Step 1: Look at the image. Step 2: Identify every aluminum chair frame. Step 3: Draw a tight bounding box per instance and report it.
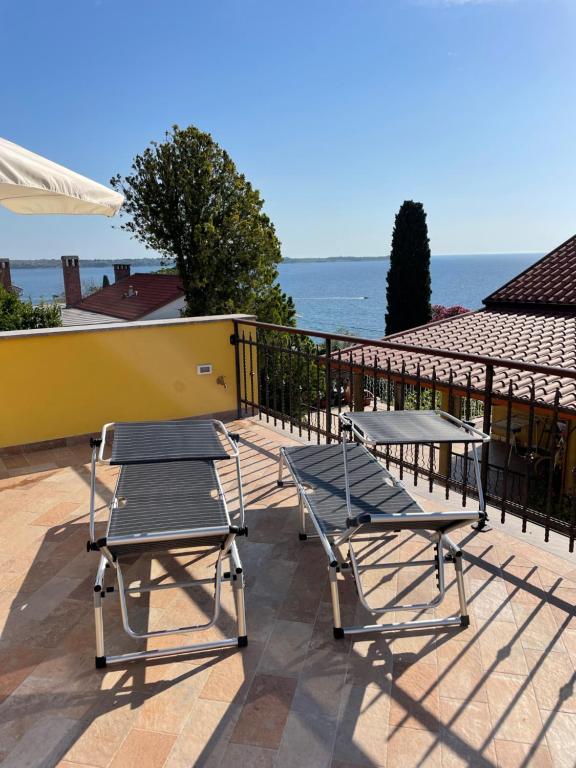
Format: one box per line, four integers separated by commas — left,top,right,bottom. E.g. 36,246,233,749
88,419,247,668
277,410,490,639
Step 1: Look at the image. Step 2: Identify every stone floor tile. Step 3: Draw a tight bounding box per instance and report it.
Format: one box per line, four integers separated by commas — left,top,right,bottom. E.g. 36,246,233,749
218,743,276,768
386,725,442,768
0,645,46,705
63,692,147,767
278,572,324,623
247,558,298,608
275,709,337,768
257,618,314,677
437,639,488,703
477,618,528,676
32,501,83,527
523,648,576,713
502,565,545,606
464,545,502,582
165,700,241,768
547,586,576,631
390,661,440,731
538,710,576,768
470,578,515,623
512,602,566,654
230,673,297,749
310,601,354,654
439,697,496,768
0,716,83,768
134,667,212,734
2,453,30,470
561,628,576,662
486,674,543,743
493,739,554,768
293,647,349,720
387,621,442,667
109,728,176,768
345,637,393,688
200,642,265,703
333,683,390,767
331,762,369,768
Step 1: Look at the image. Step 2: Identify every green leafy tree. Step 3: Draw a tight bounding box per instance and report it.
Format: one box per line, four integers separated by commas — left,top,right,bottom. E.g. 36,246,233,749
385,201,432,335
0,286,61,331
102,274,110,288
111,124,294,325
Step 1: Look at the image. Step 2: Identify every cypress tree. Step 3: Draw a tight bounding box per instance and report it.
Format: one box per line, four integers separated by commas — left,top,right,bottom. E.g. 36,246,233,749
102,274,110,288
385,200,432,335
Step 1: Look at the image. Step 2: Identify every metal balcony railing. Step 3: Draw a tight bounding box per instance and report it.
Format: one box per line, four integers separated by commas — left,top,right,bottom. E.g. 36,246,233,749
233,319,576,551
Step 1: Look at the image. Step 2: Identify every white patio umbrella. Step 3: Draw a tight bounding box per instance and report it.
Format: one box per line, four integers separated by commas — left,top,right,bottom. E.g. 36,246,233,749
0,136,123,216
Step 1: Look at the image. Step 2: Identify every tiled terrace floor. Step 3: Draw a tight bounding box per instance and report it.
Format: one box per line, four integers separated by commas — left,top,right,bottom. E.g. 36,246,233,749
1,419,576,767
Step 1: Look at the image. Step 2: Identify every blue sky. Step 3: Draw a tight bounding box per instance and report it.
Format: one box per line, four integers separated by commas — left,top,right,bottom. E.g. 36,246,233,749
1,0,575,260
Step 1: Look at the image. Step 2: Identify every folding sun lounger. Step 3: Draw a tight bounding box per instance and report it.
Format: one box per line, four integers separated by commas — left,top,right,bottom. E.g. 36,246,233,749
277,409,489,638
88,419,248,667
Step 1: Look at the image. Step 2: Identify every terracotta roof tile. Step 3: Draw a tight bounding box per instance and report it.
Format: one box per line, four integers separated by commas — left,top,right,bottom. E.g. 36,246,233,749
73,274,184,321
484,235,576,307
340,309,576,411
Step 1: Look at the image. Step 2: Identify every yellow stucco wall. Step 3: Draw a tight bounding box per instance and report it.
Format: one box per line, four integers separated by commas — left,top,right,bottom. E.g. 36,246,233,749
0,315,251,448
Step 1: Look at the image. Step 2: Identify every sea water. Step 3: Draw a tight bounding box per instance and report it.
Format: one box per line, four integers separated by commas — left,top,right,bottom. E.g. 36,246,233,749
11,253,539,339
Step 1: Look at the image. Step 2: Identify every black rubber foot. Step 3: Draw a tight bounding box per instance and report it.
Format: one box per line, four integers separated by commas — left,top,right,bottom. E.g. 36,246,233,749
333,627,345,639
277,480,284,487
95,656,107,669
238,635,248,647
460,615,470,628
298,533,308,541
472,515,492,533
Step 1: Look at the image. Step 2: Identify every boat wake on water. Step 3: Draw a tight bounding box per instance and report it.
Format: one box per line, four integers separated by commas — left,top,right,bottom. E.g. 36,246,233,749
295,296,369,300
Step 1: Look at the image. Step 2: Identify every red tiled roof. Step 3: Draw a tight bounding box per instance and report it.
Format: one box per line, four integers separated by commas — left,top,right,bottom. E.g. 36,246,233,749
484,235,576,307
341,309,576,411
74,274,184,321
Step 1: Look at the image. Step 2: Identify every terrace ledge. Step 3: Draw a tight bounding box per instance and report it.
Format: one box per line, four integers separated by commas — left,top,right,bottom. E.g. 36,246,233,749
0,313,256,340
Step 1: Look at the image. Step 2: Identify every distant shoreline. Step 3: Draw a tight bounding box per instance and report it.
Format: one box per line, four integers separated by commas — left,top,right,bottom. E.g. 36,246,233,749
10,258,164,269
282,253,540,264
10,252,541,268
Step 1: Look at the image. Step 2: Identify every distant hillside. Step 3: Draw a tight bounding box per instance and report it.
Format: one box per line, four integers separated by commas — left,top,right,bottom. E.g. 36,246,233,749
11,258,164,269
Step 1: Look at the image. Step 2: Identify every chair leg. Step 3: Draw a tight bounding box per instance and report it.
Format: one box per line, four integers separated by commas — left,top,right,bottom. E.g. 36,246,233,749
230,545,248,646
329,564,344,639
298,492,307,540
453,550,470,627
93,546,249,666
94,555,107,668
234,572,248,646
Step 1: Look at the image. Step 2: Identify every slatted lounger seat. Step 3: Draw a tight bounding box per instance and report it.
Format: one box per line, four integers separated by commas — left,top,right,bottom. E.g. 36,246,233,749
88,420,247,668
277,410,490,639
281,444,478,534
105,461,234,555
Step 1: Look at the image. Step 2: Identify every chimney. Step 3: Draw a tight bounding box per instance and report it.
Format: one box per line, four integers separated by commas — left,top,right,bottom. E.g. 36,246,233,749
114,263,131,282
0,259,11,292
61,256,82,307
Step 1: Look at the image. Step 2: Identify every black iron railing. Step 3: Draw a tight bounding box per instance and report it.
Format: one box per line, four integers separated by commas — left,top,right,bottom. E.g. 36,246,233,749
233,319,576,550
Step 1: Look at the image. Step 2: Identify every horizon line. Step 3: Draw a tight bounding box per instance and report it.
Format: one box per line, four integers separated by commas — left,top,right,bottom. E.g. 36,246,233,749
9,250,544,266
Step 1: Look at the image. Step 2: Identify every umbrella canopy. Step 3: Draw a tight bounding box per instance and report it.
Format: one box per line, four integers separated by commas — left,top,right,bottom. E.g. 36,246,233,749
0,137,123,217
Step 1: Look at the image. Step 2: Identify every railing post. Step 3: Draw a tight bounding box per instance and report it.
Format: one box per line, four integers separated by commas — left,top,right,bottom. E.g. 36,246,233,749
479,363,494,524
325,338,332,443
232,320,242,419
